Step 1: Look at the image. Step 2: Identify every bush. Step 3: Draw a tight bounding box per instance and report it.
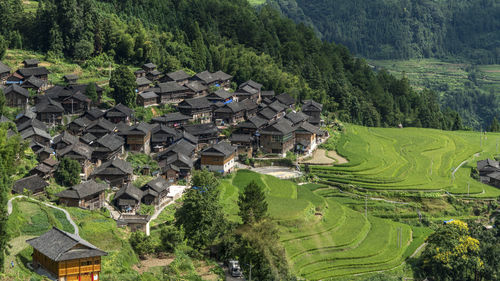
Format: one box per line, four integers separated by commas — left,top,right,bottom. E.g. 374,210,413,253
160,225,185,253
54,157,81,187
129,231,156,259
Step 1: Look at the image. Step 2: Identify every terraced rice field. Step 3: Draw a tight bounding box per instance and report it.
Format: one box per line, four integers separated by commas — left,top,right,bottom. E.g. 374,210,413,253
219,171,428,279
310,125,500,198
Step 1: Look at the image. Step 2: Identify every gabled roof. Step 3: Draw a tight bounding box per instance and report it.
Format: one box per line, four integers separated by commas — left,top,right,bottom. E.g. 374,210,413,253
274,93,295,106
143,63,157,69
4,84,29,98
239,80,263,91
157,139,196,159
268,100,286,113
183,123,218,136
258,107,277,120
152,112,191,123
63,74,79,81
236,85,258,96
86,118,116,132
53,131,79,146
142,177,170,194
34,145,54,156
22,76,44,88
120,122,154,136
12,175,48,194
214,102,244,114
80,133,97,145
20,127,51,141
57,142,93,160
202,142,236,157
207,89,233,100
177,131,198,145
15,109,36,122
92,158,133,176
56,180,107,199
185,80,208,92
0,115,11,123
26,227,107,262
193,71,216,84
261,90,275,98
23,59,39,65
43,157,59,167
302,100,323,111
237,116,267,129
115,182,143,202
17,67,50,77
136,77,152,87
166,70,190,81
477,159,500,171
151,124,180,140
85,108,105,120
138,91,158,99
148,70,162,76
16,118,47,132
107,103,133,118
230,134,253,143
240,98,258,110
154,81,188,93
0,61,10,73
213,70,232,81
177,97,211,110
35,97,64,113
295,121,321,135
262,118,294,135
166,152,193,168
71,116,92,129
285,111,309,125
95,133,124,151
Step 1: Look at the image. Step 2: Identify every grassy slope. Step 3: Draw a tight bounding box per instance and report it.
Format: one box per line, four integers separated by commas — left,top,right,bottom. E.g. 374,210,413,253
311,125,500,198
219,170,426,280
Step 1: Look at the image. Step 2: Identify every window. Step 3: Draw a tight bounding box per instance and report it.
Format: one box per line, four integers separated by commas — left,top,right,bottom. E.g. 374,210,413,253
271,135,282,143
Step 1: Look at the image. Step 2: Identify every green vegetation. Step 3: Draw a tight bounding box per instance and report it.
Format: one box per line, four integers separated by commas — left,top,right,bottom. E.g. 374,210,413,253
110,65,137,107
55,157,82,187
218,170,427,279
269,0,500,63
309,124,500,198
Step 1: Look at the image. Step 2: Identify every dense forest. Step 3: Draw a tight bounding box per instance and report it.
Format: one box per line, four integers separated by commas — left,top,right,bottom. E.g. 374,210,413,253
268,0,500,63
0,0,462,129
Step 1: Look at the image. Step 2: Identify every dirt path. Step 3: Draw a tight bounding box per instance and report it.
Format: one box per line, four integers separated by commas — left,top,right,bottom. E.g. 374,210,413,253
301,149,333,164
327,150,348,164
133,257,175,274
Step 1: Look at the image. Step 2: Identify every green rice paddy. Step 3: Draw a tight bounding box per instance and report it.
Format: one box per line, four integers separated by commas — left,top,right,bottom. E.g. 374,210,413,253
310,125,500,198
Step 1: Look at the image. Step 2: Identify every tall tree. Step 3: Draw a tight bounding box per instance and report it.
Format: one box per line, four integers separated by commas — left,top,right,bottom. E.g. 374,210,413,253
109,65,137,107
174,170,226,250
238,181,268,224
489,117,500,132
0,89,5,116
54,157,81,187
85,83,98,104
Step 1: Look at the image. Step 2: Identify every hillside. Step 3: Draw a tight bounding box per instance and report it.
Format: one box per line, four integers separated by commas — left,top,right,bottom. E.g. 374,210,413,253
266,0,500,64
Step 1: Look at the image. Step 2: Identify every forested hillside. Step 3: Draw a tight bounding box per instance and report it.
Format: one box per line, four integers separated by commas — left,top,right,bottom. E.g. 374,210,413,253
0,0,462,129
267,0,500,63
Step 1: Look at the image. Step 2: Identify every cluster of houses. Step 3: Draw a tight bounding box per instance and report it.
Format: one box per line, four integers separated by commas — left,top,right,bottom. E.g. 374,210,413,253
477,159,500,188
1,59,328,281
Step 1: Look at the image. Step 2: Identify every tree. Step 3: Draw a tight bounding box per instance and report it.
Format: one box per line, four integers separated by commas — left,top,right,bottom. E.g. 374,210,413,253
109,65,137,107
85,82,98,103
54,157,81,187
418,220,483,281
0,89,5,116
73,39,94,61
0,126,25,272
238,181,268,224
489,117,500,132
174,170,226,251
160,225,185,253
129,231,156,259
0,35,6,60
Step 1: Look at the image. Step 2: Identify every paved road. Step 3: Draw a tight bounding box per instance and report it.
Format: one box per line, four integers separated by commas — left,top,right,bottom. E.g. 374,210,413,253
7,195,79,236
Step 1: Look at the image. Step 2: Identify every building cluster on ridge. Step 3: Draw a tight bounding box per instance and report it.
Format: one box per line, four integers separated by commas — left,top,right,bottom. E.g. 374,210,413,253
0,59,327,280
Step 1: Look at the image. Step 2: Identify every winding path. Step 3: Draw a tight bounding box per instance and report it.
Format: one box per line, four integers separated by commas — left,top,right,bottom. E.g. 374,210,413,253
7,195,79,236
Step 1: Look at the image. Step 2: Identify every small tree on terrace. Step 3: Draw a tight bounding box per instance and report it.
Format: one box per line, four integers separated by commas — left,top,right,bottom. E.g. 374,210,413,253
55,157,81,187
238,181,268,224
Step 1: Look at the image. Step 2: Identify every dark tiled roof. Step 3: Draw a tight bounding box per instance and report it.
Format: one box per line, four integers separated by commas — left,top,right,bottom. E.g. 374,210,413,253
23,59,39,65
154,81,188,93
274,93,295,106
237,116,267,129
152,112,191,123
22,76,44,88
207,89,233,100
193,71,216,84
138,91,158,99
86,118,116,132
12,175,48,194
177,97,211,110
15,109,36,122
121,122,154,136
262,118,294,135
202,142,236,157
107,103,133,118
53,131,79,146
142,177,170,194
63,74,79,81
26,227,107,261
268,100,286,113
213,70,232,81
5,84,29,98
57,142,93,160
0,61,11,73
183,123,218,136
56,180,107,199
239,98,258,110
239,80,262,90
85,108,105,119
285,111,309,125
80,133,97,144
236,85,258,95
71,117,92,129
157,139,196,159
17,67,50,77
92,158,133,176
96,133,124,151
215,102,244,114
166,70,190,81
20,127,51,141
302,100,323,111
295,121,321,134
261,90,275,98
115,182,143,202
136,77,152,87
35,97,64,113
143,63,156,69
230,134,253,143
166,152,193,168
16,118,47,132
258,107,277,120
185,80,208,92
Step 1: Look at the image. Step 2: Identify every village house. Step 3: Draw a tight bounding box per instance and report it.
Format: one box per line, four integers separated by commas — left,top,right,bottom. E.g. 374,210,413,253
230,133,254,158
16,66,50,81
486,171,500,188
57,142,94,178
185,80,209,97
159,152,194,182
90,158,133,187
22,76,46,93
302,99,323,125
274,93,295,109
68,117,92,136
236,115,267,135
17,116,48,133
142,62,157,73
91,133,125,162
23,59,39,68
105,103,133,124
294,121,321,154
151,124,181,152
156,139,197,162
267,100,287,119
151,112,191,128
136,76,152,93
152,81,191,104
183,123,219,145
134,69,146,78
0,61,11,82
56,180,107,210
177,97,212,123
114,183,144,213
213,102,245,125
258,107,279,123
52,131,79,150
240,98,259,119
27,227,107,281
4,84,29,108
261,90,275,100
192,70,232,89
61,92,91,114
21,127,52,146
119,122,154,153
83,108,105,121
206,89,234,103
236,80,262,103
140,177,170,206
260,118,295,155
12,175,49,195
34,97,64,124
63,74,79,85
84,118,116,138
15,109,36,125
201,142,237,174
116,214,151,233
477,159,500,183
285,111,309,126
137,91,158,107
34,145,55,162
80,133,97,146
30,157,59,179
163,70,190,85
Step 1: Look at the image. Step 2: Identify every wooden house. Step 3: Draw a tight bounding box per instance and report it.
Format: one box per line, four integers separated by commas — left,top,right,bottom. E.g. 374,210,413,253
159,152,194,180
34,146,55,162
185,80,208,97
260,118,295,155
152,82,191,104
285,111,309,126
105,103,133,124
177,97,212,123
261,90,275,100
163,70,190,85
91,133,125,162
68,117,92,136
35,97,64,124
142,63,157,73
236,115,267,135
201,142,237,174
268,100,287,119
206,89,234,104
151,124,181,152
137,91,158,107
294,121,320,154
156,139,197,162
21,76,45,92
114,183,144,213
140,177,170,206
236,80,262,103
213,102,245,125
15,109,36,125
116,214,151,233
274,93,295,108
119,122,154,154
22,59,39,68
52,131,79,150
20,127,52,146
17,117,48,133
12,175,48,195
16,67,50,81
136,77,152,92
240,98,259,119
0,61,11,82
61,91,91,115
134,69,146,78
30,157,59,179
90,158,133,187
4,84,29,108
57,142,94,178
258,107,278,123
230,133,254,158
27,227,107,281
302,100,323,125
84,118,116,138
477,159,500,183
56,180,107,210
63,74,79,85
151,112,191,128
83,109,105,121
183,123,219,145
